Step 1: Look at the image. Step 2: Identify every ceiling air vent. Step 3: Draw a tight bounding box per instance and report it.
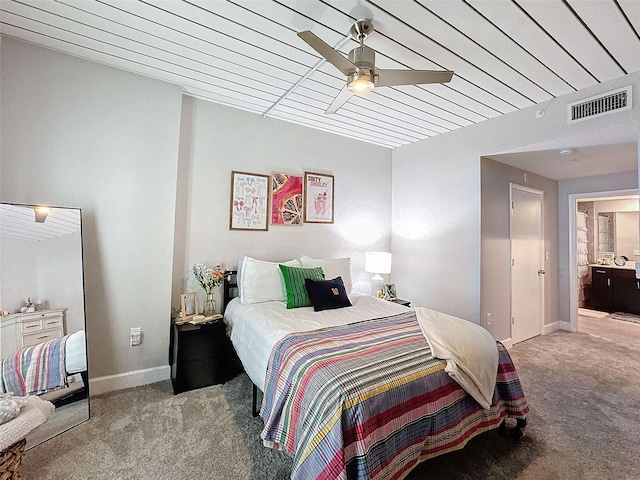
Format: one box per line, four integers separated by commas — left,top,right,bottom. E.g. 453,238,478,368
568,86,632,124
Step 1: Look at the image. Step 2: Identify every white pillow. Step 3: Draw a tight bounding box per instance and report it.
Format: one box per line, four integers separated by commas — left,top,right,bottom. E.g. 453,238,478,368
300,255,352,293
239,256,301,304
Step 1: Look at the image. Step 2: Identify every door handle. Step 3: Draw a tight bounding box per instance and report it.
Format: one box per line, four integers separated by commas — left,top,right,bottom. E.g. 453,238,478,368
538,269,546,275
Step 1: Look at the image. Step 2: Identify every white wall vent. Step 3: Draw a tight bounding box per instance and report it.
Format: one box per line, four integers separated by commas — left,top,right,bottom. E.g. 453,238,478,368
567,85,632,124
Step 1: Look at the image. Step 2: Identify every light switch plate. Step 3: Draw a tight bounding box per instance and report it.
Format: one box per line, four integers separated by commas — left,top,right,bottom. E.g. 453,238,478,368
130,327,142,346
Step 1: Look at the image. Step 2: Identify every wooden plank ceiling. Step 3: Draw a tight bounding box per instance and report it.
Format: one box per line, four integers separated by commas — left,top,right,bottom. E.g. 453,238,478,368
0,204,81,241
1,0,639,149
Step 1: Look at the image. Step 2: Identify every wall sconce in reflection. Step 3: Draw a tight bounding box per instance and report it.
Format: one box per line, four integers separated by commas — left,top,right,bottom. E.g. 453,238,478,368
34,206,51,223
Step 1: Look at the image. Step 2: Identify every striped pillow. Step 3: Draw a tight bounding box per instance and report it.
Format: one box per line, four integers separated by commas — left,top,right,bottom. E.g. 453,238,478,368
279,265,325,309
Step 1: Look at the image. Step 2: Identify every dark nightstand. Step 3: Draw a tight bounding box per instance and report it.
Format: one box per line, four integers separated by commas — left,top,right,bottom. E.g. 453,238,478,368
391,298,411,307
170,320,238,394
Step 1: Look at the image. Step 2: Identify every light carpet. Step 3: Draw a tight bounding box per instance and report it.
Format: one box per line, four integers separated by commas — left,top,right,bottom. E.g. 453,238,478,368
23,331,640,479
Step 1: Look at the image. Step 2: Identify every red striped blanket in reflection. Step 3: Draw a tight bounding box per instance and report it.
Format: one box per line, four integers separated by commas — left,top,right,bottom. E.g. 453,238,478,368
261,310,528,480
0,335,68,396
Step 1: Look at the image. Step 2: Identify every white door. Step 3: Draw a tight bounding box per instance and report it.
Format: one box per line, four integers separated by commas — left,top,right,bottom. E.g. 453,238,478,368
511,185,544,344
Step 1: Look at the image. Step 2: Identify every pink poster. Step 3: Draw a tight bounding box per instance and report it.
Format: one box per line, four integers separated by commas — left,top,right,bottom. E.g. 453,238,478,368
304,172,334,224
271,173,303,225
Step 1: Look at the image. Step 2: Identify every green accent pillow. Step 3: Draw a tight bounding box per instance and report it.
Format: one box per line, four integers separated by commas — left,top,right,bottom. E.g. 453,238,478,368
279,265,325,309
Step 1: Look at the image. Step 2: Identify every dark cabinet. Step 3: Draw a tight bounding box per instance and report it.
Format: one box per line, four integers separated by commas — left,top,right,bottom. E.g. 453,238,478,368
612,269,640,315
591,267,612,310
591,266,640,315
170,321,238,394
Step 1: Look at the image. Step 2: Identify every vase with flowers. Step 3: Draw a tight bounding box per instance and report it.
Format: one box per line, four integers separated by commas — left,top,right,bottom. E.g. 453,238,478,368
192,263,224,316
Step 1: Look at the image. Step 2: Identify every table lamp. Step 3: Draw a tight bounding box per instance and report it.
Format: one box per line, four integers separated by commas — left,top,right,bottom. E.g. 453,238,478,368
365,251,392,296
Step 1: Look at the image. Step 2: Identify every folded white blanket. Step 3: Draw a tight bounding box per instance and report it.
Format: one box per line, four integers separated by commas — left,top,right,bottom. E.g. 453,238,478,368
0,395,54,450
415,307,499,409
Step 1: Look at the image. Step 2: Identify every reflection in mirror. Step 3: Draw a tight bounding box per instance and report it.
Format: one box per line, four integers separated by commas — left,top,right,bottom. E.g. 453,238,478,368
598,211,640,262
0,203,89,449
596,213,614,264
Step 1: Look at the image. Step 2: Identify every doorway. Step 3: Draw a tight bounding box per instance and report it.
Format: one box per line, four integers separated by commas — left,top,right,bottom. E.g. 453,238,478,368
510,184,545,344
568,190,639,332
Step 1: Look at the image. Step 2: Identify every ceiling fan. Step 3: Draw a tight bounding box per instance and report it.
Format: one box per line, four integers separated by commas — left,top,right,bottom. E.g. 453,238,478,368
298,20,454,114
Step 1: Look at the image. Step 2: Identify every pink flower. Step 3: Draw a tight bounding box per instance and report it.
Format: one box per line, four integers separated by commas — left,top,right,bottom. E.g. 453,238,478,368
192,263,225,293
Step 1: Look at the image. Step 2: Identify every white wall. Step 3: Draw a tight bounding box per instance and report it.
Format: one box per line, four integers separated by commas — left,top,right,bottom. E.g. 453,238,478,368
0,237,38,313
1,38,183,389
615,211,639,260
392,71,640,325
594,198,639,214
480,158,559,342
38,232,85,333
171,97,393,310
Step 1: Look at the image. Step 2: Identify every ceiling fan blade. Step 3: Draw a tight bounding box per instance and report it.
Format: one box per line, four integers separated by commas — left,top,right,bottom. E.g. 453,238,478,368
325,85,354,114
375,69,454,87
298,31,356,76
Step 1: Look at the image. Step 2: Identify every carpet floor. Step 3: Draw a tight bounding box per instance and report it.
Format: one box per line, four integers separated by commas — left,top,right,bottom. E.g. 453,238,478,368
23,331,640,480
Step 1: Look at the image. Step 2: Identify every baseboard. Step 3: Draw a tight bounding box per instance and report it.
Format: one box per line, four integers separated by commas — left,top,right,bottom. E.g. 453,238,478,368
89,365,170,396
503,321,574,347
543,321,575,334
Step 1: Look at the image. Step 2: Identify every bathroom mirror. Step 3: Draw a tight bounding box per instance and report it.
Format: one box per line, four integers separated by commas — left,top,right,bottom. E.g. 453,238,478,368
597,211,639,262
0,203,89,448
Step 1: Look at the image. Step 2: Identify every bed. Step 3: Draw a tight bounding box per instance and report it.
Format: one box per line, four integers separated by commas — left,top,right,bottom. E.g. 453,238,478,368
223,257,528,480
0,330,87,398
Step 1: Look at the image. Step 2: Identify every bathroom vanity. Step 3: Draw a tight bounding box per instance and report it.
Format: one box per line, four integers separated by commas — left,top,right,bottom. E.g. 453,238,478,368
590,264,640,314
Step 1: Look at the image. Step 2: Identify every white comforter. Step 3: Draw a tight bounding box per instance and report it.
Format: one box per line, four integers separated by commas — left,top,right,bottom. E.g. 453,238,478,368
65,330,87,374
224,293,409,390
415,307,499,409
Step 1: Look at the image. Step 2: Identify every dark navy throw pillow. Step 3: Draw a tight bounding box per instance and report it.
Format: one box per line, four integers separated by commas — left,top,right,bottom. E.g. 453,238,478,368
305,276,352,312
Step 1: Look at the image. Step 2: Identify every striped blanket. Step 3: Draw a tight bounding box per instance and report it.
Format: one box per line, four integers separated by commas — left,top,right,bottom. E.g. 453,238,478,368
261,310,528,480
1,335,68,396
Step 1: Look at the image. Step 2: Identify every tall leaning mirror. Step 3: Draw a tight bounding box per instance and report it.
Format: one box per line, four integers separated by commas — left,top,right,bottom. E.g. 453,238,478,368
0,203,89,448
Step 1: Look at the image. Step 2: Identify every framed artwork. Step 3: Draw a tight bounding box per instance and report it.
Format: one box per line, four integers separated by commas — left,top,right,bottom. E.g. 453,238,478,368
179,292,198,322
271,173,304,225
383,283,397,300
304,172,334,223
230,171,270,231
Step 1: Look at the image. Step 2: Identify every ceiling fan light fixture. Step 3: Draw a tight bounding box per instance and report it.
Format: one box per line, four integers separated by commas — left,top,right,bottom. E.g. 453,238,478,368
347,71,374,95
298,20,454,114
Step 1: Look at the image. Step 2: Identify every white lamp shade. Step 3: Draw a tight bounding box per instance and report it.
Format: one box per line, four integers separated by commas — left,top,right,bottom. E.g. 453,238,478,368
365,251,392,275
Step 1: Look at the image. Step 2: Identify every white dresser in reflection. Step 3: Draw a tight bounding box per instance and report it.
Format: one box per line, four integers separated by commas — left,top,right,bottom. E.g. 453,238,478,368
1,309,65,354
